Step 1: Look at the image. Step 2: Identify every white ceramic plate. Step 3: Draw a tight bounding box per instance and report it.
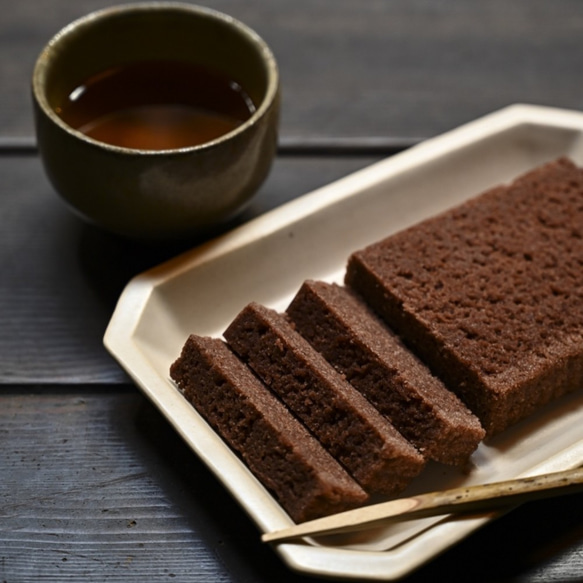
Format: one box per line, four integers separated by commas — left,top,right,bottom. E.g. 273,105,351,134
104,104,583,581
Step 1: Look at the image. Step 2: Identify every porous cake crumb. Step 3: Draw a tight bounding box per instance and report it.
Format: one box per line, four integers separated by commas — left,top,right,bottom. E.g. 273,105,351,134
346,157,583,435
287,280,485,465
224,302,426,496
170,335,369,522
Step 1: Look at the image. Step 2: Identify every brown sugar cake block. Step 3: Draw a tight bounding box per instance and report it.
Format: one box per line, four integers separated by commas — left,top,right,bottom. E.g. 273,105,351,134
286,280,485,465
346,157,583,436
224,302,426,496
170,335,369,523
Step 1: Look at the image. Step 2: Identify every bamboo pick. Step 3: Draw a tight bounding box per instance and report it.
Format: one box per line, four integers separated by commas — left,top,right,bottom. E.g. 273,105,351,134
262,466,583,544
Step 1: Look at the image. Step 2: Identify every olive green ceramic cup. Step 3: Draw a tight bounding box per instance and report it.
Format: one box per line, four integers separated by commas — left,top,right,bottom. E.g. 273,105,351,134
32,2,279,239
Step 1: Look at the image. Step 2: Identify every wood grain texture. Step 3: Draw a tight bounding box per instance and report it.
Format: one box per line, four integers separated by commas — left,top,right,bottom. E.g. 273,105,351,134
0,388,294,582
1,387,583,583
0,154,380,384
3,2,583,581
5,0,583,139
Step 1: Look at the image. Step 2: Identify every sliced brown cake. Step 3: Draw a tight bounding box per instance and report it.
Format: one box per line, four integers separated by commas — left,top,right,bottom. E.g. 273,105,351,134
346,157,583,436
224,302,426,496
170,335,369,522
286,280,485,465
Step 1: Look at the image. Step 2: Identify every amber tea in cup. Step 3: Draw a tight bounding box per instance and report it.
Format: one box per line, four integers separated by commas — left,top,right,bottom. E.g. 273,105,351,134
32,3,279,239
56,59,257,150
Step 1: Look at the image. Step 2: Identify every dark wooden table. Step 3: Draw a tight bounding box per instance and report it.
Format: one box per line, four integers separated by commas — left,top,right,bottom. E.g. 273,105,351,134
2,1,583,581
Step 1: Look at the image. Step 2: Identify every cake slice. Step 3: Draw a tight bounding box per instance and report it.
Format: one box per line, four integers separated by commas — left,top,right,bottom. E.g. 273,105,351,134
224,302,426,496
346,157,583,436
286,280,485,465
170,335,369,523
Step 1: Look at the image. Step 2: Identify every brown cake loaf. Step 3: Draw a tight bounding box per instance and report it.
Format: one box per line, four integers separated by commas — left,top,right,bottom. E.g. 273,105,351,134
224,302,426,496
286,280,485,465
346,157,583,436
170,335,369,522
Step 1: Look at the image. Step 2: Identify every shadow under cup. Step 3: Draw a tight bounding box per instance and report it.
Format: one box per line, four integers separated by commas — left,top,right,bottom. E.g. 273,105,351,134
32,3,280,239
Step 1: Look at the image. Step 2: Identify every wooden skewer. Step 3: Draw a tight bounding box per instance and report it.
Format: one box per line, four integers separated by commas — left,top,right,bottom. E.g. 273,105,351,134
262,466,583,544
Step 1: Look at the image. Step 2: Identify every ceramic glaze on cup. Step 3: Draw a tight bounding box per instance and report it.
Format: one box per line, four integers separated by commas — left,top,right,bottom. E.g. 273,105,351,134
32,2,279,239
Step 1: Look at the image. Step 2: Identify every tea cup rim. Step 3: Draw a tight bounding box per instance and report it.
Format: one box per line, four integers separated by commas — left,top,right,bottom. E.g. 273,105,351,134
32,1,279,157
